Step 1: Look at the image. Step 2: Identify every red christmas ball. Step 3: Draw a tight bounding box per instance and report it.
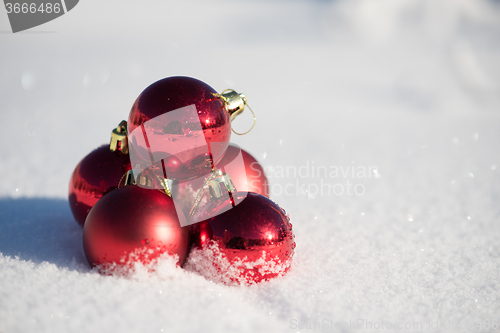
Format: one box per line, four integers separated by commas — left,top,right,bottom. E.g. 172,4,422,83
127,76,231,181
83,185,189,270
188,192,295,284
216,143,269,197
68,144,131,227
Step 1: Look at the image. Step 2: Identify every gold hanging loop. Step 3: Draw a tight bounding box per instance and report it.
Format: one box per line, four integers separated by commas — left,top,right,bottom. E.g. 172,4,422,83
217,89,256,136
231,102,256,135
117,171,129,189
119,169,139,189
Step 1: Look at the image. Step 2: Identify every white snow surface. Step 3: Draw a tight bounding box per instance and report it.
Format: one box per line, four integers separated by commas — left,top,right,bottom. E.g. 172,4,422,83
1,0,500,332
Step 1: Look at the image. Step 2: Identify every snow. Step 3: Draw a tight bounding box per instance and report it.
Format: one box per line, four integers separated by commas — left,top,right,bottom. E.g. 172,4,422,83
1,0,500,332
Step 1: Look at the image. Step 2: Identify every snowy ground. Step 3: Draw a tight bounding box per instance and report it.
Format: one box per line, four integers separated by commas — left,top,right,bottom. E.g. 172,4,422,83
1,0,500,332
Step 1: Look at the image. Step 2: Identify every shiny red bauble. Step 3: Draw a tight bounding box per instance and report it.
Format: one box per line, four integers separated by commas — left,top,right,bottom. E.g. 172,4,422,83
127,76,231,181
189,192,295,284
69,145,131,227
216,143,269,197
83,185,189,268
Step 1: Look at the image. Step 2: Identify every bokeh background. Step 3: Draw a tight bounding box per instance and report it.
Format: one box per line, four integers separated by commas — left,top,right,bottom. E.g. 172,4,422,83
1,1,499,332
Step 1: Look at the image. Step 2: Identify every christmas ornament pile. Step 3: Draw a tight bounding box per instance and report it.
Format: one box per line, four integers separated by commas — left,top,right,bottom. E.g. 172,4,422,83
69,76,295,284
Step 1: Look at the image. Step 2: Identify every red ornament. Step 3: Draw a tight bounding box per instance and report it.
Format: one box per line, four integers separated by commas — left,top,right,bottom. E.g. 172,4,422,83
127,76,232,181
188,192,295,284
216,143,269,197
68,144,130,227
83,185,189,270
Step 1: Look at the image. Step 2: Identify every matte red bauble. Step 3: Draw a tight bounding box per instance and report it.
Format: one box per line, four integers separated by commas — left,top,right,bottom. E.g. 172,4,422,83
68,145,130,227
188,192,295,284
127,76,231,181
83,185,189,269
216,143,269,197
